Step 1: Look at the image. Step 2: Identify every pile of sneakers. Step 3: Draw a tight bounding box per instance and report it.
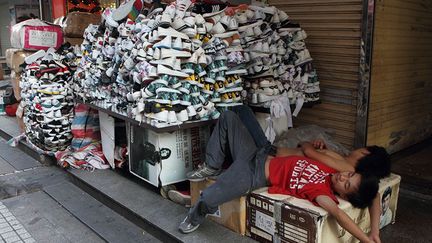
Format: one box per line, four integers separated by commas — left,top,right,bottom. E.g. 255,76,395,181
20,46,77,152
74,0,320,127
233,5,320,106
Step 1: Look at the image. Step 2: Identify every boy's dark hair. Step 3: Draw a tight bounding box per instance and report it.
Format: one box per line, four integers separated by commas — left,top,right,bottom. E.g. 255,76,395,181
356,146,391,179
347,175,379,209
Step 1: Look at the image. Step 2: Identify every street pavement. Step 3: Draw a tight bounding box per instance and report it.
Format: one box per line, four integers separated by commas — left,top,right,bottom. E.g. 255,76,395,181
0,137,159,243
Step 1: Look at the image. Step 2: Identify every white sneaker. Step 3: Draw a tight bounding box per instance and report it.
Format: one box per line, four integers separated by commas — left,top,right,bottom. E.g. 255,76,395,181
293,30,307,42
295,49,313,66
161,48,191,59
175,0,192,19
157,64,189,78
153,48,161,60
158,27,189,40
173,37,183,50
210,22,226,35
153,110,169,122
176,109,189,122
167,111,178,123
151,56,176,68
161,4,176,27
154,36,172,49
186,105,197,117
112,0,142,21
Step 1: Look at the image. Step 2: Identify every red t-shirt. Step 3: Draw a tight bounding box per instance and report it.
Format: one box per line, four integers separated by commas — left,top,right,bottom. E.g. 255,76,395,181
268,155,339,206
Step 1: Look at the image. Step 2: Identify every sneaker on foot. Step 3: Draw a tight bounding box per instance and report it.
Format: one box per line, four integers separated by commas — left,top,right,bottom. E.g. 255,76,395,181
179,215,200,234
186,164,221,181
168,190,191,207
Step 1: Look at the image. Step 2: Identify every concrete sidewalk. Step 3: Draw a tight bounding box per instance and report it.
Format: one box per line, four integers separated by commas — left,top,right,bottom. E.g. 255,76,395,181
0,132,158,243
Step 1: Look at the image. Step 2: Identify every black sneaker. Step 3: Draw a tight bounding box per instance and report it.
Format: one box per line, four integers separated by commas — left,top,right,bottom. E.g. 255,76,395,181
178,216,200,234
186,164,221,181
193,3,227,16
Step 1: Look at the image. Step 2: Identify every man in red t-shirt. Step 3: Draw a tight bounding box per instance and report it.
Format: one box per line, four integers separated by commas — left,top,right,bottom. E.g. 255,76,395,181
179,109,381,243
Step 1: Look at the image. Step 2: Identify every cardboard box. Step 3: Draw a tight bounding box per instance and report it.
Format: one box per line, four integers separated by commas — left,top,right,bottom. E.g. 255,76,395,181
64,37,84,46
246,173,401,243
11,19,63,51
64,12,101,38
17,115,25,133
5,49,36,73
128,123,210,187
190,179,247,235
11,71,21,101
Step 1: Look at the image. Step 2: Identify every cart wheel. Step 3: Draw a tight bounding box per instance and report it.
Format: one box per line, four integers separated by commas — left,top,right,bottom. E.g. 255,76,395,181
160,184,177,199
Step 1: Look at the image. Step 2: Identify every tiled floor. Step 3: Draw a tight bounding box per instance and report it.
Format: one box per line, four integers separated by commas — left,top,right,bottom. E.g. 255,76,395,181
0,202,34,243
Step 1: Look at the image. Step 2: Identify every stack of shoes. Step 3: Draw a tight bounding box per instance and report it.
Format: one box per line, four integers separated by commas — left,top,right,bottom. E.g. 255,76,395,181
74,0,320,126
20,46,77,152
231,4,319,107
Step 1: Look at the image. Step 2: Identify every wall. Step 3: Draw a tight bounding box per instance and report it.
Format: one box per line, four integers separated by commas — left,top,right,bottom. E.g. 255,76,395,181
0,2,11,55
367,0,432,153
269,0,363,149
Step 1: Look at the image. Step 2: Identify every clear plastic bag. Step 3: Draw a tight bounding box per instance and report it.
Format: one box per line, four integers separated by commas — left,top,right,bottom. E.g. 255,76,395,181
274,125,350,156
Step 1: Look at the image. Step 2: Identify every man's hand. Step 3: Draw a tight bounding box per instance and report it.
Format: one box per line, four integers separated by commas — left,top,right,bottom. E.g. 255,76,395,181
312,139,326,149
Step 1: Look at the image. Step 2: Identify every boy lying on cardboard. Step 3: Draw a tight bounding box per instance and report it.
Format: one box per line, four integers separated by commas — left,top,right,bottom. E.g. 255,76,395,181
179,108,390,243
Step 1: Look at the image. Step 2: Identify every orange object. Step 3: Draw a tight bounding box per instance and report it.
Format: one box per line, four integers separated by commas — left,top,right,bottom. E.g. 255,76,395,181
52,0,67,19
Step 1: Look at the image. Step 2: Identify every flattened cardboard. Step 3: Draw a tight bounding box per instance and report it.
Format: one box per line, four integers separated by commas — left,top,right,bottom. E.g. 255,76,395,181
190,179,247,235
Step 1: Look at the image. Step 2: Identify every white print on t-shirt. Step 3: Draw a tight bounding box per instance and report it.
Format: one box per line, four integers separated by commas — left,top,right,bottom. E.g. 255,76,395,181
289,159,330,190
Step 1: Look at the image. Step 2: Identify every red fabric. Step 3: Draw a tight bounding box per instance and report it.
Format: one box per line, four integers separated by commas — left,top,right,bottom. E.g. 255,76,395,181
5,103,18,116
268,156,339,206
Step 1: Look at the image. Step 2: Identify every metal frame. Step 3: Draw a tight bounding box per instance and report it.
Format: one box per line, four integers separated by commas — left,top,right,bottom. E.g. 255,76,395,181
354,0,376,148
39,0,43,20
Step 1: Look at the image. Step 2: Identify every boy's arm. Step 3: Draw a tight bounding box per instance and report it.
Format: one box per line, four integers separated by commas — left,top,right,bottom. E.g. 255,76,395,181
299,142,355,172
316,195,374,243
368,194,381,243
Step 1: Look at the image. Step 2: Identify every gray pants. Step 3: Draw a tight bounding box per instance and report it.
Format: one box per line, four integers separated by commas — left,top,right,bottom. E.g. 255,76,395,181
188,110,269,225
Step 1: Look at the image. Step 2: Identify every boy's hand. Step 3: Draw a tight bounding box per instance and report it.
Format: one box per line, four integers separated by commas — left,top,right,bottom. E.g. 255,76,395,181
369,231,381,243
316,195,373,243
312,139,326,149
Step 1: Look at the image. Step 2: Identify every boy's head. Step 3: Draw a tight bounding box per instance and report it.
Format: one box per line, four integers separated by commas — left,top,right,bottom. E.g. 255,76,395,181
350,145,391,179
331,171,379,208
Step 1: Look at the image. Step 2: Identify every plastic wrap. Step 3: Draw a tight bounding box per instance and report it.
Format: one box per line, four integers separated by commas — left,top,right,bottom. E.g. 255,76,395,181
63,12,101,38
10,19,63,51
274,125,351,156
5,49,36,73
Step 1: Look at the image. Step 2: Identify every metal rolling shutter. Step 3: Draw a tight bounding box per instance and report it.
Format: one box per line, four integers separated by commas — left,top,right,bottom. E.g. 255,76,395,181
269,0,363,149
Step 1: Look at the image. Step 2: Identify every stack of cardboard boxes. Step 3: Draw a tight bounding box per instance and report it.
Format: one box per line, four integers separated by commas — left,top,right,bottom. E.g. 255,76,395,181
5,49,36,131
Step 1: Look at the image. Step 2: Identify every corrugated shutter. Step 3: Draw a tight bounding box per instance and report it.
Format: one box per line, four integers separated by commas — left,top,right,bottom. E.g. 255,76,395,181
269,0,363,149
367,0,432,153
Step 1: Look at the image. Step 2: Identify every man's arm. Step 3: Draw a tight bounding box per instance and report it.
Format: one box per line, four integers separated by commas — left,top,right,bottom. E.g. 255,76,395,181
316,195,374,243
275,147,304,157
299,142,355,172
368,194,381,243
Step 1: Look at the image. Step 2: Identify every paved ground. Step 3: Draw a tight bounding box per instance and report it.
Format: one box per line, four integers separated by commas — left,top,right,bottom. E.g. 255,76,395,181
0,137,159,243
